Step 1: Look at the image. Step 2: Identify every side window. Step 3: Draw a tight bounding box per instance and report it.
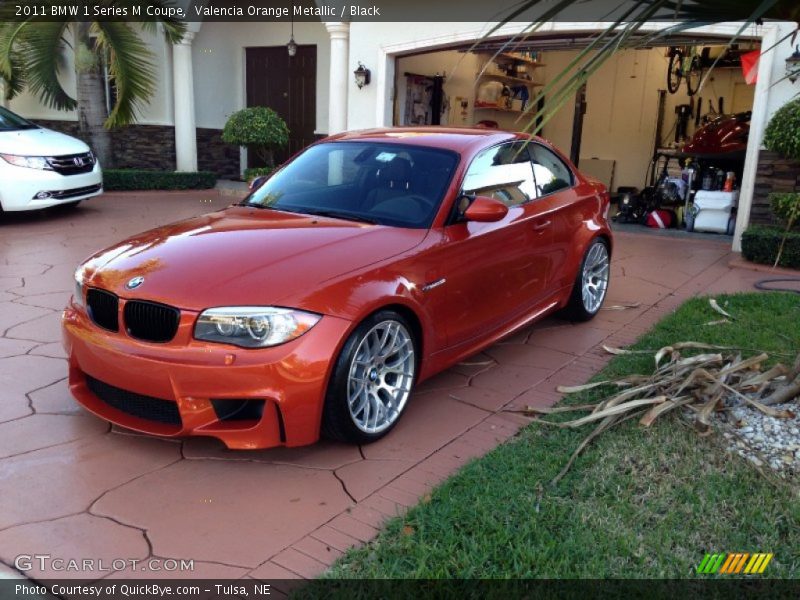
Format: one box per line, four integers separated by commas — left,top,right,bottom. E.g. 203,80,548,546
461,142,536,207
529,144,573,197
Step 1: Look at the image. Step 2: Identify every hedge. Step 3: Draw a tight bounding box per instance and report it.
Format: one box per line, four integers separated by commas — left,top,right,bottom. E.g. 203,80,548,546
243,166,274,182
741,224,800,269
103,169,217,191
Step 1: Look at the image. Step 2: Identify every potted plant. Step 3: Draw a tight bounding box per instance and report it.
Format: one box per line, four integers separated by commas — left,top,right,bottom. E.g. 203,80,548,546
222,107,289,182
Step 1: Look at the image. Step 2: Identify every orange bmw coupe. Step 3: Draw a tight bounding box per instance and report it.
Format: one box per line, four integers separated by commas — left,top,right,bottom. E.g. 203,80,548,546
62,128,612,449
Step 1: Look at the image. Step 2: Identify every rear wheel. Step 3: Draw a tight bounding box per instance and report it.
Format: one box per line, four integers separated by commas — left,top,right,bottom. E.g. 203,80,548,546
563,238,610,321
667,50,683,94
685,55,704,96
322,310,417,444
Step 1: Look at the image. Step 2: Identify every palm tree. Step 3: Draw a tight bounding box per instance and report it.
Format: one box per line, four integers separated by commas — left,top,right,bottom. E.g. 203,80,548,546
480,0,799,137
0,1,185,167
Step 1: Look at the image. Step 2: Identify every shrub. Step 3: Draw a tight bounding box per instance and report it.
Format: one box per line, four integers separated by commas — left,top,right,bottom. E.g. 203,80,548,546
770,192,800,229
222,107,289,168
741,224,800,269
243,166,274,182
103,169,217,191
763,98,800,161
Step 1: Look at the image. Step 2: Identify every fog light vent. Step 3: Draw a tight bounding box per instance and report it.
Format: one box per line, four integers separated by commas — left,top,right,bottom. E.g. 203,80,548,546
211,399,265,422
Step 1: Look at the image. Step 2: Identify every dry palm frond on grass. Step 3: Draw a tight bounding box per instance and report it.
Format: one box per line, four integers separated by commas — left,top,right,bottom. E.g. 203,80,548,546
520,342,800,485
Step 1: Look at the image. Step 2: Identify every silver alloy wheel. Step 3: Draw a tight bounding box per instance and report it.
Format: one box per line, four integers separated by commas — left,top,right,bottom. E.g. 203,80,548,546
581,241,610,314
347,320,415,434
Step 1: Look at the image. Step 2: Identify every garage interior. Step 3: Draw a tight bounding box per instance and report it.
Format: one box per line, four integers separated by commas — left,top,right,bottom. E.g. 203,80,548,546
394,32,759,238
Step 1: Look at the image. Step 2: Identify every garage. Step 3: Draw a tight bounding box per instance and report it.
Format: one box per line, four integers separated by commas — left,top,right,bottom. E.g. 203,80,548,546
393,31,760,240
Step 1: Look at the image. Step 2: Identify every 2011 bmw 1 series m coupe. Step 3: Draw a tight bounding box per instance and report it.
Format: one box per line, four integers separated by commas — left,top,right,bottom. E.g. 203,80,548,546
62,127,612,449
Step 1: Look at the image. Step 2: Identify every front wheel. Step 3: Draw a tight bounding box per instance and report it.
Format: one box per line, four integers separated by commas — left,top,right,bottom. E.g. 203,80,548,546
322,311,417,444
562,238,610,321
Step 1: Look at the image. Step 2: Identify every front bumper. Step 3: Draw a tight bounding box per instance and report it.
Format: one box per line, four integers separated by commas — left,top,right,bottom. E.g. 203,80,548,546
0,162,103,211
62,300,352,449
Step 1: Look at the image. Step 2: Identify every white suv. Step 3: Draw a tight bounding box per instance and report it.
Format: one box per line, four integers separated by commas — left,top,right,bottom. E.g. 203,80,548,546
0,106,103,212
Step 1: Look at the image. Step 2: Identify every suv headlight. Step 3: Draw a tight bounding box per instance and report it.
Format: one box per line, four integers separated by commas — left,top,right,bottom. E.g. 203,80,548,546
0,154,51,170
194,307,321,348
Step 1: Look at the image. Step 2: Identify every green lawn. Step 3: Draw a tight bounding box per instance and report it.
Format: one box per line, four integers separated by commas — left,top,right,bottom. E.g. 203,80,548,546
323,293,800,579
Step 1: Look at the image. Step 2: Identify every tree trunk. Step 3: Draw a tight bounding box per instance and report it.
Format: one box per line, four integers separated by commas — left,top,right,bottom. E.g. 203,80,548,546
73,23,114,167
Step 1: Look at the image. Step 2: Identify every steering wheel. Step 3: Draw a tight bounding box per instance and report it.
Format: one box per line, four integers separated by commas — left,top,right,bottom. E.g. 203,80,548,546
404,194,434,213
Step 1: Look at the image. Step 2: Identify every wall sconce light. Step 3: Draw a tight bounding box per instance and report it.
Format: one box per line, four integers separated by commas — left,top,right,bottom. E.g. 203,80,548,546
354,62,371,89
287,2,297,57
786,45,800,83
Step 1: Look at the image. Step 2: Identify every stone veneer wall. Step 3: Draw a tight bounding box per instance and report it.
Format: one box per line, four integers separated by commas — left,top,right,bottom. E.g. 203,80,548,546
752,149,800,225
35,120,240,179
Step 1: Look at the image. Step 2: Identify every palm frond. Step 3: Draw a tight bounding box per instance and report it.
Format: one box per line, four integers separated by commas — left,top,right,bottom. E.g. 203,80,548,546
95,21,156,127
487,0,787,138
115,0,187,43
17,21,75,110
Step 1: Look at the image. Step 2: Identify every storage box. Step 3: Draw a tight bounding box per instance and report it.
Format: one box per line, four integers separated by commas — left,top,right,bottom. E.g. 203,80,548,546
693,190,738,233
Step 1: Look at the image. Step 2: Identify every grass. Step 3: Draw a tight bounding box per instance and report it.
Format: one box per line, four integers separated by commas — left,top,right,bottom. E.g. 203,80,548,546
322,293,800,579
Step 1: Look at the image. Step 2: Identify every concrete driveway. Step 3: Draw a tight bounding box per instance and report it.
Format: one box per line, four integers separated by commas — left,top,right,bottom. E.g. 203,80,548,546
0,191,768,582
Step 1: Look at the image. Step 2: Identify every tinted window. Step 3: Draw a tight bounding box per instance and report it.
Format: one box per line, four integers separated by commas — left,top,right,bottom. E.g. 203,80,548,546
461,142,535,207
529,144,573,197
245,141,457,229
0,106,38,131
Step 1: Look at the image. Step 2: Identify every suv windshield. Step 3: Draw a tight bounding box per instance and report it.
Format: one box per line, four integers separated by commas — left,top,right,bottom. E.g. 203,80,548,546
245,141,458,229
0,106,38,131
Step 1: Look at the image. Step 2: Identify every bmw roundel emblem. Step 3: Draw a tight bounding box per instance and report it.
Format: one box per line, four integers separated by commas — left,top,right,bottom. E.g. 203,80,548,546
126,276,145,290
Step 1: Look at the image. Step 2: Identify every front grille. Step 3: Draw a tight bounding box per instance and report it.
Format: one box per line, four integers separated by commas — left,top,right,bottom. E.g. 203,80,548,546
47,152,95,175
48,183,102,200
124,300,180,343
86,288,119,332
85,375,181,426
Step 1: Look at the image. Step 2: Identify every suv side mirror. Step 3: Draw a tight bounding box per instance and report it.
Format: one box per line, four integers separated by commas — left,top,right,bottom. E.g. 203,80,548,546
464,196,509,222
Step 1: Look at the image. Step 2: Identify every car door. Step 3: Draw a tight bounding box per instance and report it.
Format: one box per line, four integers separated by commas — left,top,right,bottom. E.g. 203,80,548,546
438,142,552,348
528,142,582,291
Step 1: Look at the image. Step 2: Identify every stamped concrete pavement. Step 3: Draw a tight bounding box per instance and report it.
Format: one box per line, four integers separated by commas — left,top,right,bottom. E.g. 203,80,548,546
0,191,770,583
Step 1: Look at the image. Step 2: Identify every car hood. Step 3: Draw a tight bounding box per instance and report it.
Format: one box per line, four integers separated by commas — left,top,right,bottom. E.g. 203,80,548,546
0,127,90,156
80,206,428,312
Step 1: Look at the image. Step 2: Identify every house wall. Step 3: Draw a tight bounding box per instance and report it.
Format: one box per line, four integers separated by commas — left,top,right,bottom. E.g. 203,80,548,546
192,21,330,133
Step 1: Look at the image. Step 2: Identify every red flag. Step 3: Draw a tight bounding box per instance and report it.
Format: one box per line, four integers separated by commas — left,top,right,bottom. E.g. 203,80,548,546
741,50,760,84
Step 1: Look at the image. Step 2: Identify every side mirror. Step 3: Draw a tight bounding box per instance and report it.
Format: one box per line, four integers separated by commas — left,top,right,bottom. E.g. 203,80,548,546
463,196,509,222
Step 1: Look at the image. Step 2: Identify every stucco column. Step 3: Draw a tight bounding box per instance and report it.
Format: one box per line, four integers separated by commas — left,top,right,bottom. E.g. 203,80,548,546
325,22,350,135
172,31,197,172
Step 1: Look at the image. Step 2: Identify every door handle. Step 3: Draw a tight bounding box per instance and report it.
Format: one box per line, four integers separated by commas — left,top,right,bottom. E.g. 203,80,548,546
532,220,551,231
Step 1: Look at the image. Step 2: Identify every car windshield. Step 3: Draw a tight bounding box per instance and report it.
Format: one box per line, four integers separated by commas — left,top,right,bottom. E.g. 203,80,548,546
245,141,458,228
0,106,38,131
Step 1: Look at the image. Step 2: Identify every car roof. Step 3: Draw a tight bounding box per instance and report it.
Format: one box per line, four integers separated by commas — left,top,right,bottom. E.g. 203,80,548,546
324,127,526,154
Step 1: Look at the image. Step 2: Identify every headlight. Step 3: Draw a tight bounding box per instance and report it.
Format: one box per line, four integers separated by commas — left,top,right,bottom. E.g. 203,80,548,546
194,307,321,348
0,154,51,170
73,269,85,309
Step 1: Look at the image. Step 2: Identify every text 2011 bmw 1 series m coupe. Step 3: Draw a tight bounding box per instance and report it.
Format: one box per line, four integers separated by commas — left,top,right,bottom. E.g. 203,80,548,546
62,127,612,449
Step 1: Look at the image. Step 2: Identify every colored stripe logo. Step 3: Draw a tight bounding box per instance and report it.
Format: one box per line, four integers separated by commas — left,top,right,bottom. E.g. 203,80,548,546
697,553,773,574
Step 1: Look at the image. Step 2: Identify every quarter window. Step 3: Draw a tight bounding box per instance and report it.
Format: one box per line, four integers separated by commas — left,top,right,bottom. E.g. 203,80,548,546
461,143,536,207
529,144,573,197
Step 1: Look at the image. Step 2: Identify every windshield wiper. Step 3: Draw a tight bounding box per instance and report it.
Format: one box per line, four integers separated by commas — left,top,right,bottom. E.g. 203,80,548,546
300,209,378,225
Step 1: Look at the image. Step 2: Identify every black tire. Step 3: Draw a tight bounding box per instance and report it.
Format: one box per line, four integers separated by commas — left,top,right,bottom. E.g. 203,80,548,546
321,310,418,444
685,55,704,96
667,50,683,94
562,238,611,322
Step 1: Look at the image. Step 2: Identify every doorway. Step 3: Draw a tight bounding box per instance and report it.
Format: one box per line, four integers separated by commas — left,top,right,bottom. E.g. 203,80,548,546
245,45,317,166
